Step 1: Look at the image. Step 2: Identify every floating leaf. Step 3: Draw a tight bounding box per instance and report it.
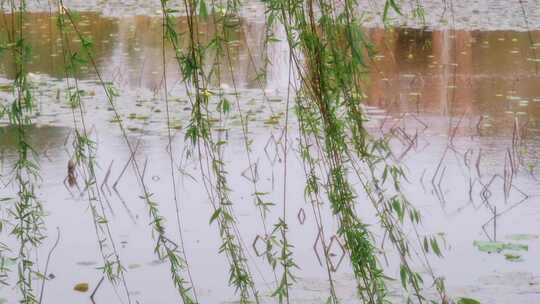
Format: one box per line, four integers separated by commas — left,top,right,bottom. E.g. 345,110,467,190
473,241,528,253
472,241,504,253
457,298,481,304
504,253,522,262
73,282,89,292
506,234,539,241
505,243,528,251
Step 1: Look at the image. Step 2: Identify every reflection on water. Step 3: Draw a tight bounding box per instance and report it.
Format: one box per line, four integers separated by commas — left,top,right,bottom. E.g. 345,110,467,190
1,13,539,135
0,125,69,187
1,11,540,304
0,125,69,175
0,12,118,79
0,12,268,90
367,28,540,136
0,125,68,148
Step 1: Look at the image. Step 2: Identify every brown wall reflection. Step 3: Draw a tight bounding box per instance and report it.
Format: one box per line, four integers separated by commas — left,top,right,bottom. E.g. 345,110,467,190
0,12,118,79
0,12,266,90
1,13,539,137
366,28,540,136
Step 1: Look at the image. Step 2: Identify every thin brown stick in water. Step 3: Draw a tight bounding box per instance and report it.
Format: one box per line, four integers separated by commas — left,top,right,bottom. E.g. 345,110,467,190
468,177,475,203
518,0,538,74
419,169,427,192
112,187,137,224
475,116,483,137
67,159,77,187
493,206,497,241
475,149,482,178
100,160,114,196
63,176,75,197
463,148,473,169
42,143,53,162
38,228,61,304
141,157,149,183
410,114,428,131
90,276,105,304
63,129,72,147
449,111,466,147
112,139,142,190
397,135,416,161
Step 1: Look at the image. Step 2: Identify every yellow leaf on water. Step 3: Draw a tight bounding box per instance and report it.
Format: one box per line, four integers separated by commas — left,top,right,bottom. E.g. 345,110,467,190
74,283,89,292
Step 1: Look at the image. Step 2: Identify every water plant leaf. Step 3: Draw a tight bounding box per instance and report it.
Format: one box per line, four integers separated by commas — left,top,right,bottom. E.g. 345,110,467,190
198,0,208,20
430,238,442,257
504,243,529,251
399,265,408,290
473,241,528,253
504,253,522,262
218,98,230,114
73,282,89,292
383,0,401,22
457,298,481,304
423,237,429,253
506,234,539,241
473,241,504,253
209,207,222,224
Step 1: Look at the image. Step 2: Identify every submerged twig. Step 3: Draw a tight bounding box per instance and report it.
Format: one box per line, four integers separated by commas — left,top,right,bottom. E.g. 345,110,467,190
90,276,105,304
38,228,61,304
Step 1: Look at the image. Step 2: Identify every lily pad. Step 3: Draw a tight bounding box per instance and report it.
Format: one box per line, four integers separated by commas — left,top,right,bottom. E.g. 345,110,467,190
473,241,528,253
505,243,529,251
457,298,481,304
504,253,523,262
506,234,539,241
74,282,89,292
473,241,504,253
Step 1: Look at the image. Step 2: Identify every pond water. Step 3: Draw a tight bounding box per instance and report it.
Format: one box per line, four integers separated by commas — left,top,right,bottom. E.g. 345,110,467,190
1,7,540,304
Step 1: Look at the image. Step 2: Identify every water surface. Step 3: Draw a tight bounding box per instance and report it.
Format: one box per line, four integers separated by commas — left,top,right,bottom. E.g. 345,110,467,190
1,11,540,304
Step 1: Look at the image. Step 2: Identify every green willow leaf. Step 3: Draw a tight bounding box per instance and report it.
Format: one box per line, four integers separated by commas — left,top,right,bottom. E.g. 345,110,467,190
457,298,481,304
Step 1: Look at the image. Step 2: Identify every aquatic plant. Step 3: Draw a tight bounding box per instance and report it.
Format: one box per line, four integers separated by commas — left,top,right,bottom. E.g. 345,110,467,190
263,0,449,302
0,0,485,303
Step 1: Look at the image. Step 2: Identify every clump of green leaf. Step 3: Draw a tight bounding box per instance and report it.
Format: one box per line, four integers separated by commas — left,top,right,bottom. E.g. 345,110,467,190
2,2,46,302
473,241,528,254
56,3,132,301
457,298,481,304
